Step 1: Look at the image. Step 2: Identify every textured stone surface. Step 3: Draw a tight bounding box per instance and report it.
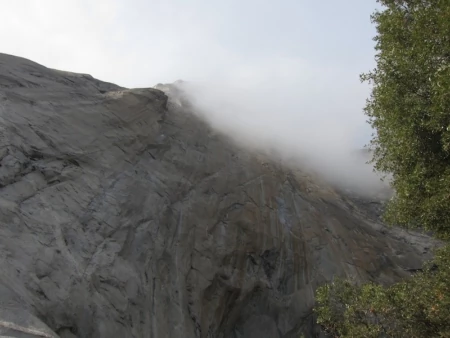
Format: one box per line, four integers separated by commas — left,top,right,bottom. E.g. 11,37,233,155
0,54,440,337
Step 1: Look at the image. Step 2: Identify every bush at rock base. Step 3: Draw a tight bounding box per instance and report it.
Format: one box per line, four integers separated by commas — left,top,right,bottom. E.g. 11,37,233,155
315,245,450,338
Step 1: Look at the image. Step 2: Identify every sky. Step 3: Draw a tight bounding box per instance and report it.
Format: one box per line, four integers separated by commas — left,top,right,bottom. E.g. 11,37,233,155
2,1,379,84
2,0,387,193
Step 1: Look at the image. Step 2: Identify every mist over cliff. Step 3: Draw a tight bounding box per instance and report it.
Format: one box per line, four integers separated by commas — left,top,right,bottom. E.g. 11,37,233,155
156,79,388,198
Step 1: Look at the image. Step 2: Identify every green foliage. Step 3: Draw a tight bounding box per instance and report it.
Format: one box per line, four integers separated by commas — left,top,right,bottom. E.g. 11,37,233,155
314,1,450,337
315,245,450,338
362,0,450,239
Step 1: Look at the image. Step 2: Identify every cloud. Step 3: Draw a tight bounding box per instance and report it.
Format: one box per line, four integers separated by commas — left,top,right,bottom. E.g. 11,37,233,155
2,0,384,195
173,59,386,196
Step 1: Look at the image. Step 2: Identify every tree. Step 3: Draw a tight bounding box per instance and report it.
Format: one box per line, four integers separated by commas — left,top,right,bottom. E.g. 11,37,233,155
315,1,450,336
362,0,450,239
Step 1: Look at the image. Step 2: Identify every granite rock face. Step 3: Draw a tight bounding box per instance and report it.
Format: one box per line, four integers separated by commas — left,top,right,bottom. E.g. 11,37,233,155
0,54,440,338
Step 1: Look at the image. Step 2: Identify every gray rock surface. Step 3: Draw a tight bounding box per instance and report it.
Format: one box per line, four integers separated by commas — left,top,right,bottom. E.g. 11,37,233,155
0,53,441,338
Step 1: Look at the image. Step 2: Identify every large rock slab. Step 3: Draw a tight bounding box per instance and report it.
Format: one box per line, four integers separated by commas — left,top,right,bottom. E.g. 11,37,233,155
0,54,440,337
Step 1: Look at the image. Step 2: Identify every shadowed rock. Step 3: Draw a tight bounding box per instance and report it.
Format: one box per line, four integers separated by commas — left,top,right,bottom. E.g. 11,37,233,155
0,53,440,338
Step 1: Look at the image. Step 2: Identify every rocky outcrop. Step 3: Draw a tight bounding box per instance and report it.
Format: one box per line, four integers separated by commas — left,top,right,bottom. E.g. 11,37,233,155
0,53,440,338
